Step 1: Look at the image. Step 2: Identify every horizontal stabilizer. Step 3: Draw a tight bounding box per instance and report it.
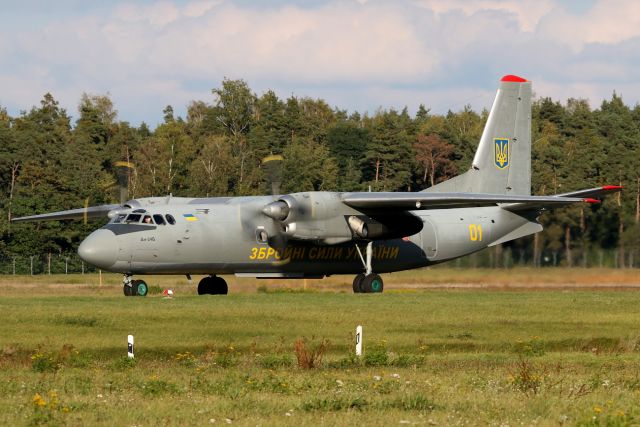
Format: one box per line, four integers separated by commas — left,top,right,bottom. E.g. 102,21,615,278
11,204,121,222
555,185,623,199
341,192,591,210
503,185,622,212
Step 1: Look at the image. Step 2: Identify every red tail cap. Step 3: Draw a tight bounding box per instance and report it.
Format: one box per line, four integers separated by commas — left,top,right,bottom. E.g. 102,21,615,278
501,74,528,82
583,198,601,204
602,185,623,191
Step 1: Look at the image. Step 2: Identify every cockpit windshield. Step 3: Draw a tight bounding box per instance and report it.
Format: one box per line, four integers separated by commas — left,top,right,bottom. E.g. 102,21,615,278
113,214,127,224
110,211,177,226
125,214,142,223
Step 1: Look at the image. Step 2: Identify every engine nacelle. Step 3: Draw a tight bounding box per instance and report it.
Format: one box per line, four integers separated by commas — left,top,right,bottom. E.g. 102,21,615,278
263,192,354,244
262,191,423,244
347,214,423,240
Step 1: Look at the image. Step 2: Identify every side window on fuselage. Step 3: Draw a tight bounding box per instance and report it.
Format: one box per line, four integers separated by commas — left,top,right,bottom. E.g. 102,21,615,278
166,214,176,225
153,214,166,225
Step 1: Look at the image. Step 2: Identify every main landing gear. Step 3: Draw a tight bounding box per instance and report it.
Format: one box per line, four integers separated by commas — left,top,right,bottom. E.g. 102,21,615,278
352,242,384,294
197,275,228,295
123,275,148,297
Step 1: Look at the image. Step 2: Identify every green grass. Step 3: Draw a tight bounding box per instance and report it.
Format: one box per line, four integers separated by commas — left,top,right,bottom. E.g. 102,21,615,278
1,276,640,425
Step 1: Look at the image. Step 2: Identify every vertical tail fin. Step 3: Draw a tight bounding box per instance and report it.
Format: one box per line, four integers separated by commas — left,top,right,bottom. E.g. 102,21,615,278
426,75,532,195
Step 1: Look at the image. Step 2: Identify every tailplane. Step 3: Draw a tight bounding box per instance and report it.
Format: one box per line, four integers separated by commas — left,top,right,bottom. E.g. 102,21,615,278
426,75,532,195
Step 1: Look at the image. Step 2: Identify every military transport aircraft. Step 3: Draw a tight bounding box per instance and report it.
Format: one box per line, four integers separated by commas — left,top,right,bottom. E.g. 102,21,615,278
13,75,621,296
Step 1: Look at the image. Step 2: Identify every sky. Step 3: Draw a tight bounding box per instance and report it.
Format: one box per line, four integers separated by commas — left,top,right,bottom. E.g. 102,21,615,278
1,0,639,127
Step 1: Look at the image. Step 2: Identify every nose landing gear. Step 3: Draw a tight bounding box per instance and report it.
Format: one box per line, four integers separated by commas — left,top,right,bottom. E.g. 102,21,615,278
352,242,384,294
197,275,228,295
123,275,148,297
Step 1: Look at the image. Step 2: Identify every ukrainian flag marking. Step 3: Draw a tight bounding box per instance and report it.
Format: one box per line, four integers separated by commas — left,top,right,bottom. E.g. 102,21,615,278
183,213,198,222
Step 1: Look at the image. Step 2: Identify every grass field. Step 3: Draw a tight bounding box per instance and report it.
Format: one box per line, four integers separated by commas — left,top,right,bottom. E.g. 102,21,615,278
1,269,640,425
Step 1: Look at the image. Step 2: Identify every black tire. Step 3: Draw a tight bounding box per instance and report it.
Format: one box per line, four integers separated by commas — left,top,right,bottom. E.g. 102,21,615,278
130,280,140,296
352,274,366,293
197,277,213,295
213,276,229,295
123,284,132,296
361,274,384,293
136,280,148,297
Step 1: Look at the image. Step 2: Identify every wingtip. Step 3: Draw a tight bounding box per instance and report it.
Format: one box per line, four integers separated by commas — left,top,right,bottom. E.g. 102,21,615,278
501,74,528,83
583,198,601,204
602,185,623,191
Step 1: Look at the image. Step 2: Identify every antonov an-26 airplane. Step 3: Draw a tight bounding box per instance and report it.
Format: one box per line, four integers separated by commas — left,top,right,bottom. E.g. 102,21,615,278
13,75,621,296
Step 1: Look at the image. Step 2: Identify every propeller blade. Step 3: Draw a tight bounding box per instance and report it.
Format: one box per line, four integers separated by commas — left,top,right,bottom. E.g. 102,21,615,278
261,155,283,196
11,204,122,223
115,161,135,205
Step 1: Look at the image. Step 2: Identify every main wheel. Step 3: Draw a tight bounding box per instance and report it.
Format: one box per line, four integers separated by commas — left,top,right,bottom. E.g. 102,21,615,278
198,277,214,295
361,274,384,293
212,276,228,295
135,280,148,297
123,284,132,296
130,280,140,296
352,274,366,293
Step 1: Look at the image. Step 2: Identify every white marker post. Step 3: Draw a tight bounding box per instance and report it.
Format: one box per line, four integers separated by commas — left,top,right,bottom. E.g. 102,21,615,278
355,325,363,357
127,335,134,359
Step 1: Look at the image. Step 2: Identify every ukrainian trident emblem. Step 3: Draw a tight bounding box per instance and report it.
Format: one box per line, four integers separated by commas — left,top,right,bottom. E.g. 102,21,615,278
494,138,509,169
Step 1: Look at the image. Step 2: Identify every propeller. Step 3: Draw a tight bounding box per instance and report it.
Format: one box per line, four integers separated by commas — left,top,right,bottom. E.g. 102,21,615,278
261,154,283,195
114,161,134,205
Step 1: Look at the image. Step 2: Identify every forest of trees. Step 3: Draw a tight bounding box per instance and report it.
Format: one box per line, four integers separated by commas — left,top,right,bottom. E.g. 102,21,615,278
0,78,638,269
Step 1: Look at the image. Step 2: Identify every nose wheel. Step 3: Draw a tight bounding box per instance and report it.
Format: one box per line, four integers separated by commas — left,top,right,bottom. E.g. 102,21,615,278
123,275,148,297
197,275,228,295
352,242,384,293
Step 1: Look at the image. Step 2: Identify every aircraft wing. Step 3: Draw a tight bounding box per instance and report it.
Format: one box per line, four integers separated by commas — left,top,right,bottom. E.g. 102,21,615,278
11,204,121,222
341,192,594,210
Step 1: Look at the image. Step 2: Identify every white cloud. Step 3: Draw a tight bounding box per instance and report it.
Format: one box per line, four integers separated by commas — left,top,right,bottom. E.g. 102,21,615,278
183,0,221,18
0,0,638,125
108,2,439,83
113,2,181,27
538,0,640,51
415,0,555,32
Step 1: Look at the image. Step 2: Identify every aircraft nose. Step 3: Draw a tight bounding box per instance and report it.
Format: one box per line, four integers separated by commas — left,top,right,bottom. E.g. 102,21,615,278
78,229,118,269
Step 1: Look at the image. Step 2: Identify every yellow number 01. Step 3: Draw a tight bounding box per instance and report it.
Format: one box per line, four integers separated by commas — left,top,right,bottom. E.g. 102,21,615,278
469,224,483,241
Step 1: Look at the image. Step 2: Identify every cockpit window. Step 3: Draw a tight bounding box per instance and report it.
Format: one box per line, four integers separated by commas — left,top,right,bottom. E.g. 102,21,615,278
166,214,176,225
125,214,142,223
113,214,127,224
153,214,166,225
142,215,153,224
132,209,147,214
